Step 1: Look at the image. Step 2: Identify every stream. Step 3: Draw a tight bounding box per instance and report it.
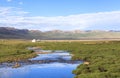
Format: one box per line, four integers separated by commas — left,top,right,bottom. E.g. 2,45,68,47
0,48,82,78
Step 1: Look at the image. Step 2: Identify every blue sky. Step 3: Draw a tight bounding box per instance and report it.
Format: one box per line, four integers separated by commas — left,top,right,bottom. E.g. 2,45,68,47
0,0,120,31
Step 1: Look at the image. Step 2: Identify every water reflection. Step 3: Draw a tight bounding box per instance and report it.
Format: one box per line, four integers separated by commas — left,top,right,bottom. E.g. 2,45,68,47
30,52,71,61
0,50,81,78
0,63,79,78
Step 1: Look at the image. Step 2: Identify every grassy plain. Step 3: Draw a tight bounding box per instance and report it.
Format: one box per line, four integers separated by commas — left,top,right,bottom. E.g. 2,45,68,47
0,39,120,78
0,39,37,62
40,40,120,78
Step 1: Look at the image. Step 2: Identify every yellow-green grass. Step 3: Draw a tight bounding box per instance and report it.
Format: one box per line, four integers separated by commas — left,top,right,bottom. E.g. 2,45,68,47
39,41,120,78
0,39,37,62
0,39,120,78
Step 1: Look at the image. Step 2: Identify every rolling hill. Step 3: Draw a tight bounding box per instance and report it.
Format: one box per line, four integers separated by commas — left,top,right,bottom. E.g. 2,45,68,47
0,27,120,40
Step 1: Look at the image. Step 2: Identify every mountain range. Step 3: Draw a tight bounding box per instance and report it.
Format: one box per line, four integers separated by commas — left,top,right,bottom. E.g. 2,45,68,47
0,27,120,40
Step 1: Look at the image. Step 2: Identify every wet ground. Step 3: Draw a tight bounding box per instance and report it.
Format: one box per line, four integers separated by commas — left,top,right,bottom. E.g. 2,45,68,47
0,48,82,78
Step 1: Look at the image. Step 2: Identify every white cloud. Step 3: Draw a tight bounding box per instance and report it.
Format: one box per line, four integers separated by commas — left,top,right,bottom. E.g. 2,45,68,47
7,0,12,2
0,7,120,31
0,7,11,16
19,2,23,5
0,7,28,16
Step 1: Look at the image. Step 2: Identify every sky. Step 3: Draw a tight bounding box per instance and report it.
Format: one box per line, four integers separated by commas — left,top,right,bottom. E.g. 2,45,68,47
0,0,120,31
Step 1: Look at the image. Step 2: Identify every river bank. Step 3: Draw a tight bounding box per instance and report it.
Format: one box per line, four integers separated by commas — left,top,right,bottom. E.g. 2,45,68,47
0,48,82,78
0,40,120,78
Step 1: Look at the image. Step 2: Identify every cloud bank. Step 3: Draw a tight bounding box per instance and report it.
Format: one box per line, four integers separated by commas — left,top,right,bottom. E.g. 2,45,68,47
0,7,120,31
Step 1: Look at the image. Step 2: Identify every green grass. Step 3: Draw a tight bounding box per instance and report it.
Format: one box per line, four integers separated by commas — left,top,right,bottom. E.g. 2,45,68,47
0,40,38,62
40,41,120,78
0,40,120,78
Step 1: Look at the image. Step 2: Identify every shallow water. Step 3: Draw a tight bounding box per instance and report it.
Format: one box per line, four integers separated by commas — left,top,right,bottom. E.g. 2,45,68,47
0,63,79,78
0,50,81,78
30,52,71,61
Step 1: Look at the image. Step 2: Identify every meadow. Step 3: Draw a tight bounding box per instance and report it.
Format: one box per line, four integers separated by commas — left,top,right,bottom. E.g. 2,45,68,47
39,40,120,78
0,40,120,78
0,40,37,62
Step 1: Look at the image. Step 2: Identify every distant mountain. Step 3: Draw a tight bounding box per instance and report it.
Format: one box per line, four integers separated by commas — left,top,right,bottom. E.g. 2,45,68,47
0,27,120,40
0,27,30,39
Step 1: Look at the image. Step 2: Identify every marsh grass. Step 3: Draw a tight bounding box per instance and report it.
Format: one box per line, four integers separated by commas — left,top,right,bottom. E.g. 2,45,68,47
38,41,120,78
0,40,38,62
0,40,120,78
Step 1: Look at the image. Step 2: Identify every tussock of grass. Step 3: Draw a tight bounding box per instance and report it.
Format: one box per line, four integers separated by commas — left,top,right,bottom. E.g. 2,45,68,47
39,41,120,78
0,40,120,78
0,40,38,63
